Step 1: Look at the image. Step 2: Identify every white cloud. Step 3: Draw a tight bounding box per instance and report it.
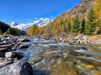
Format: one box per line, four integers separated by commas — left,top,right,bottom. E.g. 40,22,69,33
39,18,44,20
43,18,50,21
28,18,50,24
38,18,50,21
35,17,37,19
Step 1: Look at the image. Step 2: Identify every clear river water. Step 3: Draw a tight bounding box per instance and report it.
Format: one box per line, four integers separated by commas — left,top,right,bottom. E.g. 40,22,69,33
21,37,101,75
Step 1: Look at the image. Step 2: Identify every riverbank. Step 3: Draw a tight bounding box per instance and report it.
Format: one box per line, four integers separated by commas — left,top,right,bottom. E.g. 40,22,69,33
0,35,33,75
0,35,101,75
23,37,101,75
49,35,101,45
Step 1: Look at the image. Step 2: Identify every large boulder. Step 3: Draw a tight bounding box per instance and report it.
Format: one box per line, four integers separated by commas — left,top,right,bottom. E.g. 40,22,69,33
0,41,8,45
0,35,8,38
0,60,13,68
0,48,9,52
5,51,24,58
18,38,30,42
0,61,33,75
5,36,11,40
19,43,31,49
75,35,83,40
0,44,13,49
83,35,88,41
76,35,88,40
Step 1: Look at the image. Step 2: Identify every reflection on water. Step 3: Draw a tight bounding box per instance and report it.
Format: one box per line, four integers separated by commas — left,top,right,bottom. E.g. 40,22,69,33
75,49,101,56
22,38,101,75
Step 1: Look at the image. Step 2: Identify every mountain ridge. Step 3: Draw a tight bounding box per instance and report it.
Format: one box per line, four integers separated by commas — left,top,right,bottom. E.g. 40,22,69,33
52,0,95,23
9,19,51,30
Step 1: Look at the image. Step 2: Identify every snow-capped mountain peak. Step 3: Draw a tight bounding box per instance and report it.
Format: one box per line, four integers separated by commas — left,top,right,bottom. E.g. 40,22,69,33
9,18,51,30
10,21,19,26
9,22,27,30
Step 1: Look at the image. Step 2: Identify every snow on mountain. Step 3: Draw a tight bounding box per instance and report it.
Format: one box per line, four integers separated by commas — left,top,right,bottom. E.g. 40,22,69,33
35,19,51,27
10,21,27,30
10,21,19,26
9,18,51,30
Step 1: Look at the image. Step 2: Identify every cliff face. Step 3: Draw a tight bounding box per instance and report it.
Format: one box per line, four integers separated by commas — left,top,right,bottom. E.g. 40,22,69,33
53,0,95,23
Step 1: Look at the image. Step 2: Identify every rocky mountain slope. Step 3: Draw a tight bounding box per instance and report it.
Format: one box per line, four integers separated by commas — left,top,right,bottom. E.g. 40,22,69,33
53,0,95,23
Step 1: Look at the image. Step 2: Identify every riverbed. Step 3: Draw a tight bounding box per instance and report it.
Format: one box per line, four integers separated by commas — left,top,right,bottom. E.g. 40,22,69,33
22,37,101,75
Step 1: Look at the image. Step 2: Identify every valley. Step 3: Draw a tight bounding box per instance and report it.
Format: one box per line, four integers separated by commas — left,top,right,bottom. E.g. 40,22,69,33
0,0,101,75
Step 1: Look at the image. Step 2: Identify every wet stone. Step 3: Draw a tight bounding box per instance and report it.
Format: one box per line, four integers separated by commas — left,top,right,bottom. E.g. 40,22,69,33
7,37,100,75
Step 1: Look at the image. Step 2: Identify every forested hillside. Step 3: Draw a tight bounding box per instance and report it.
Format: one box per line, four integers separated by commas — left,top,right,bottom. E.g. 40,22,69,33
28,0,101,37
0,21,10,34
0,21,26,35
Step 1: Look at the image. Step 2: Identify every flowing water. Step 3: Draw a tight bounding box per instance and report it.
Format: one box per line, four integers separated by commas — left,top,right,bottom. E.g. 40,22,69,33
21,37,101,75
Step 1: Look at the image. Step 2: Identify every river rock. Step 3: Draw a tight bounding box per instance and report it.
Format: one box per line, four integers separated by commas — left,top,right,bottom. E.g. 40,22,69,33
0,61,33,75
83,35,88,41
75,35,83,40
0,44,12,48
0,48,9,52
18,38,30,42
5,36,11,40
0,60,13,68
5,51,24,58
0,41,8,45
76,35,88,40
0,35,8,38
19,43,31,49
0,52,5,57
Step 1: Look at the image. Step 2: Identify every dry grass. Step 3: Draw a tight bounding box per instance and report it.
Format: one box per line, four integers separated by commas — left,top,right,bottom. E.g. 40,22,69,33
67,35,101,41
87,35,101,41
67,35,76,39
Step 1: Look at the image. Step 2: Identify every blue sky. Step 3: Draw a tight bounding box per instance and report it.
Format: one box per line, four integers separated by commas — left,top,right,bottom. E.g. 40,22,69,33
0,0,81,24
